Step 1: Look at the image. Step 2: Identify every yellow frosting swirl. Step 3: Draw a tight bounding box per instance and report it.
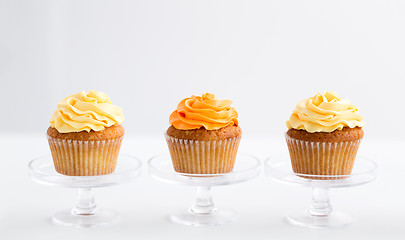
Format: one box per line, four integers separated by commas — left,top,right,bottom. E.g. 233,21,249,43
50,90,124,133
169,93,239,130
286,91,364,133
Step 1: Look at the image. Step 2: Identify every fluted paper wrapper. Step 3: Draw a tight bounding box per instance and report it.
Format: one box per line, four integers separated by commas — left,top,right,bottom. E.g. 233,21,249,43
285,134,362,179
47,135,123,176
165,135,241,174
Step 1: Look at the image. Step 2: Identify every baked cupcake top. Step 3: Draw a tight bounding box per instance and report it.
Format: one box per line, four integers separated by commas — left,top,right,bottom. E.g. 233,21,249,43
169,93,238,130
50,90,124,133
286,91,364,133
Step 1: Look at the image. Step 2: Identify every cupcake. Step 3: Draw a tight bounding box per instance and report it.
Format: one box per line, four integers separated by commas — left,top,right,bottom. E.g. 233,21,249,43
166,93,241,174
47,90,125,176
285,91,364,179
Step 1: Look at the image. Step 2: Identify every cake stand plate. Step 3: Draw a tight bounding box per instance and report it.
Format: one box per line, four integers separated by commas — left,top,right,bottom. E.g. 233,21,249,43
148,153,261,226
28,154,142,228
265,154,377,229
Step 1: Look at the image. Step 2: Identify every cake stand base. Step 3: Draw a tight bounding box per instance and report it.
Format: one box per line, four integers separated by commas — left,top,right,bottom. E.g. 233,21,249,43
149,153,261,226
52,209,120,228
286,209,354,229
170,208,237,227
265,154,377,229
28,154,142,228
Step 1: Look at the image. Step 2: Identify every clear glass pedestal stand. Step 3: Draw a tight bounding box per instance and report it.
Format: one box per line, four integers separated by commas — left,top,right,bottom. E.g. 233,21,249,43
148,153,261,226
28,154,142,227
265,155,377,229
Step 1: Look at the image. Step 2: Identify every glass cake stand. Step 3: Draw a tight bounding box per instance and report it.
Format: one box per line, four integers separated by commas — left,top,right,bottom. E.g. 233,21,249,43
265,154,377,229
148,153,261,226
28,154,142,228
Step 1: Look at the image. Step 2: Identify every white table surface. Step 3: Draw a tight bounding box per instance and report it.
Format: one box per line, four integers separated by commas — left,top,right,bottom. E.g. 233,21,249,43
0,134,403,240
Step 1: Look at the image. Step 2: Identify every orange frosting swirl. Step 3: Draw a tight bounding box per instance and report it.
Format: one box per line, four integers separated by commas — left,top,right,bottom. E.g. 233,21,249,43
169,93,239,130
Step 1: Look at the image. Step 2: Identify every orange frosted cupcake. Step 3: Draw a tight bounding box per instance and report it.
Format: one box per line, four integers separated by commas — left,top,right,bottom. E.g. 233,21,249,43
166,93,241,174
47,90,125,176
285,91,364,179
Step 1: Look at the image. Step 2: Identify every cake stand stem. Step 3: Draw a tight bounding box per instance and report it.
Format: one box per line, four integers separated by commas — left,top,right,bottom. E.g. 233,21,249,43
308,187,332,216
190,186,217,214
71,188,98,215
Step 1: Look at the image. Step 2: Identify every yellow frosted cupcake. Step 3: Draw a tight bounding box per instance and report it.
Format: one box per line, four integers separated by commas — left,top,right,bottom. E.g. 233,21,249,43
285,91,364,179
166,93,241,174
47,90,125,176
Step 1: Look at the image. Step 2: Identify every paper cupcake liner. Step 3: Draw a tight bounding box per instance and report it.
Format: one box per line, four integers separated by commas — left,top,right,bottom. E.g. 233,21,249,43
165,134,241,174
285,134,362,179
47,135,123,176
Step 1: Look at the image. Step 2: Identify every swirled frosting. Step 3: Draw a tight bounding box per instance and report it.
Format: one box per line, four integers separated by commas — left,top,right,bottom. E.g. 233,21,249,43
286,91,364,133
50,90,124,133
169,93,239,130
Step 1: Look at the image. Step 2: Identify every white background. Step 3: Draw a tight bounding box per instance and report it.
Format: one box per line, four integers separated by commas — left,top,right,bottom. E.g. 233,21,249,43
1,0,405,138
0,0,404,239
